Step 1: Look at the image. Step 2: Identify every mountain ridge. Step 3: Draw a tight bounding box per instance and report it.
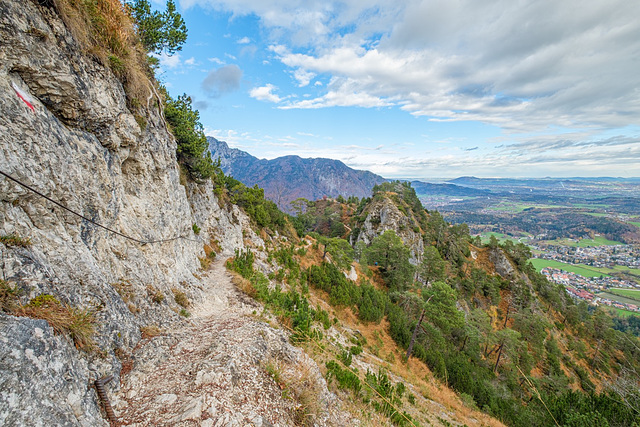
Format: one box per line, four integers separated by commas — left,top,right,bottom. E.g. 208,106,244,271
208,137,387,211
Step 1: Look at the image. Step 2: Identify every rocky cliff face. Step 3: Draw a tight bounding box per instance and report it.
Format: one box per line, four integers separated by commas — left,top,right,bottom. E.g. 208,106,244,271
209,137,387,211
355,196,425,264
0,1,253,424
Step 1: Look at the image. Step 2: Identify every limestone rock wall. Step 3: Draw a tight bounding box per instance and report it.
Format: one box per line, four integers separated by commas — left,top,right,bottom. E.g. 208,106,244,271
0,1,245,424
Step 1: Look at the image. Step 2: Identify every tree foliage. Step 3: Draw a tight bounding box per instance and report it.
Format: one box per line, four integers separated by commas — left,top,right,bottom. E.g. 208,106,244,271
224,177,285,230
163,91,217,181
418,245,446,284
127,0,187,55
363,230,415,292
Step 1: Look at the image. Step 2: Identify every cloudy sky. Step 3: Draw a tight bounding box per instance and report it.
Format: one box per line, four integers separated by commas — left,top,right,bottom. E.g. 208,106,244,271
154,0,640,179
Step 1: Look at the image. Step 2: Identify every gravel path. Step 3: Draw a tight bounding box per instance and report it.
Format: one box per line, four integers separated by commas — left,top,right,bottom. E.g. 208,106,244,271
113,258,351,427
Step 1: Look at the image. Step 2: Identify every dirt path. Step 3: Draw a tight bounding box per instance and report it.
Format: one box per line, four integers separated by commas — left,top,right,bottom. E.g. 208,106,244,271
113,258,344,426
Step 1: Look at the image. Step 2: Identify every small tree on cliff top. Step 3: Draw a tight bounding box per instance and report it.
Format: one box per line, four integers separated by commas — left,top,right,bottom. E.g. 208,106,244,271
127,0,187,55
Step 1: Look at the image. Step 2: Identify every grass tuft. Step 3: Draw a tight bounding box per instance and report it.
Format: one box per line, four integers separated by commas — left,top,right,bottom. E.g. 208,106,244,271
146,285,164,304
140,324,161,339
172,289,190,308
0,234,32,248
16,294,96,351
0,280,22,312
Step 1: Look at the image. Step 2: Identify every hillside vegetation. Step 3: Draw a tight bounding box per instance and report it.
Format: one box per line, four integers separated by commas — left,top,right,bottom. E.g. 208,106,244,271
231,181,640,426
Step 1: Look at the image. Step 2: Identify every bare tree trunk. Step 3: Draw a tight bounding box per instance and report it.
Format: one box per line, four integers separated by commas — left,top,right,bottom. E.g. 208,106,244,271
485,344,499,357
406,308,426,360
460,335,469,352
503,302,511,328
493,342,505,373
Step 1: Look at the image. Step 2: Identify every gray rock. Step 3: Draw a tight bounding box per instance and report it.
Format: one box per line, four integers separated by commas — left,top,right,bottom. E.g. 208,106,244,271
0,0,256,424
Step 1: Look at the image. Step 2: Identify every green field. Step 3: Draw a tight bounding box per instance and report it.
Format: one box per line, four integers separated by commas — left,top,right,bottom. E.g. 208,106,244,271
572,203,611,209
584,212,609,218
542,236,624,247
575,236,624,247
594,265,640,278
631,221,640,229
530,259,611,278
603,306,640,318
609,288,640,302
597,292,640,306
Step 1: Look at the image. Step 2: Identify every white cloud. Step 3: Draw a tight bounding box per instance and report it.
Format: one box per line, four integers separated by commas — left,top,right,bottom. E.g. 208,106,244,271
292,68,315,87
184,57,196,66
237,36,251,44
156,52,181,69
183,0,640,135
205,128,255,147
208,57,225,64
250,84,282,103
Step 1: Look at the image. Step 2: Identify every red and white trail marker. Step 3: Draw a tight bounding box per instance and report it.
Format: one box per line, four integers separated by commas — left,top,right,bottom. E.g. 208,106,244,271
11,82,36,112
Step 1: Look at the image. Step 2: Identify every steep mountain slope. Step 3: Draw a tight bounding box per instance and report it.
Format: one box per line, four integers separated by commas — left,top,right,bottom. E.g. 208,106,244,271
289,181,640,426
209,137,386,211
0,3,496,426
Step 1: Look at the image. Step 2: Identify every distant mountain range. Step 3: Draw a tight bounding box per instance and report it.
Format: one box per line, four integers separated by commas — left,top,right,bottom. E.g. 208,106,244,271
208,137,387,211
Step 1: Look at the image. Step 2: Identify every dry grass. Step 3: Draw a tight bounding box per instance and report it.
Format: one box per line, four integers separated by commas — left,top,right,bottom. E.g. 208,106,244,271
16,294,96,351
112,281,134,303
140,324,162,339
0,280,22,312
52,0,152,108
200,241,218,270
230,271,257,298
263,357,322,426
171,288,190,308
199,256,212,270
146,285,164,304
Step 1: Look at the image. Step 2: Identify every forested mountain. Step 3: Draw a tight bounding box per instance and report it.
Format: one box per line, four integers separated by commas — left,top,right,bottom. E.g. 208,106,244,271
277,181,640,426
208,137,386,211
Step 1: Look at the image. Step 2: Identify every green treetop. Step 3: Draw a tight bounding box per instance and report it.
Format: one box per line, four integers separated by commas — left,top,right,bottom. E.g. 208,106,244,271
127,0,187,55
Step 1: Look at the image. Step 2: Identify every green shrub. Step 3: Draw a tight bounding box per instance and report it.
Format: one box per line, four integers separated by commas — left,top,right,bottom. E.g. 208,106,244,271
224,177,286,230
337,349,352,367
227,248,255,279
325,360,361,394
0,234,32,248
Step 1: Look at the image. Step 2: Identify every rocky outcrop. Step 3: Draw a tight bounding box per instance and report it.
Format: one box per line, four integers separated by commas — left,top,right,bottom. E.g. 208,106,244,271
355,196,424,264
488,248,517,280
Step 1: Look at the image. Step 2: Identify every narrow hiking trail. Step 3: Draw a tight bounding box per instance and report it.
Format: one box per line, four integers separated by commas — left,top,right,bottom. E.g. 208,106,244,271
113,258,350,426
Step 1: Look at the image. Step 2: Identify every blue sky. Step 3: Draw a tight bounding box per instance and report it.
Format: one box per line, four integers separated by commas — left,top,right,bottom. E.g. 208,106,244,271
153,0,640,179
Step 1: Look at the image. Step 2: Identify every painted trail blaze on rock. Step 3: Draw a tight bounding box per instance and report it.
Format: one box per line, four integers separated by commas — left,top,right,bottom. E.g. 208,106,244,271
11,82,35,112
